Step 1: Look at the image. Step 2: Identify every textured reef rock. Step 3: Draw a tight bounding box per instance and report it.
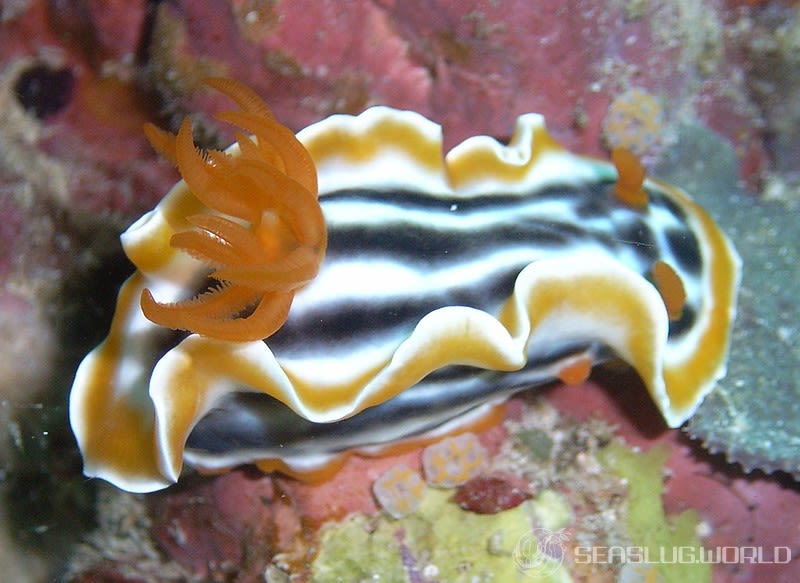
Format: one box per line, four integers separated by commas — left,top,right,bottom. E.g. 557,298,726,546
657,123,800,478
141,0,779,185
1,3,182,576
63,388,800,582
547,376,800,583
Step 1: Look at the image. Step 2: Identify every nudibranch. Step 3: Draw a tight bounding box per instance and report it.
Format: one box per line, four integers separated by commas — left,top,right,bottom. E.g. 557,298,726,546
70,79,740,493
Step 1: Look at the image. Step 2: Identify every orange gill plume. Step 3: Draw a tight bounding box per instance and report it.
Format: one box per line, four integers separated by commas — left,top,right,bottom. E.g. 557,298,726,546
140,78,327,342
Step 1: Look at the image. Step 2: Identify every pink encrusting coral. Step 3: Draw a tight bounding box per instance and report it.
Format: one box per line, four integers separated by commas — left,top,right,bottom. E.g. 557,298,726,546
422,433,488,488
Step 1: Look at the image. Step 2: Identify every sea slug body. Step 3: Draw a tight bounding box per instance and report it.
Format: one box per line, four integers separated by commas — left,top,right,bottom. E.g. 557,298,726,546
69,79,741,493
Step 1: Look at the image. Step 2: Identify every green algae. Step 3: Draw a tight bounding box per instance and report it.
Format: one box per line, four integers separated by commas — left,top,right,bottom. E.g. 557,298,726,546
516,428,554,462
312,488,573,583
312,513,406,581
529,489,573,532
313,425,713,582
598,442,710,583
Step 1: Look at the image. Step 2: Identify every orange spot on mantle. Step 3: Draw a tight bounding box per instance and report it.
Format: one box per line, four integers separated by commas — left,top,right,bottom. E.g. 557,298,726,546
556,356,593,386
612,146,648,208
652,260,687,321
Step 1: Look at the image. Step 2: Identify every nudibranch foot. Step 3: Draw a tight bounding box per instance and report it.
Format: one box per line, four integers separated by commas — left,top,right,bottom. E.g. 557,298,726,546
69,80,740,493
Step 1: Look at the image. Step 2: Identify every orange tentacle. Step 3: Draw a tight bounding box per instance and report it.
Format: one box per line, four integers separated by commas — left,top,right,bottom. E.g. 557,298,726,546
169,230,243,267
189,291,294,342
174,119,263,224
211,247,322,291
235,159,326,249
215,109,318,195
184,215,267,263
203,77,275,120
141,284,261,327
142,288,294,343
140,78,327,342
143,122,179,166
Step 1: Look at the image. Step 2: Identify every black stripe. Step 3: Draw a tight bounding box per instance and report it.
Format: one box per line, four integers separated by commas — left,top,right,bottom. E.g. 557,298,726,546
269,265,522,355
665,228,702,274
186,340,602,455
269,182,705,354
